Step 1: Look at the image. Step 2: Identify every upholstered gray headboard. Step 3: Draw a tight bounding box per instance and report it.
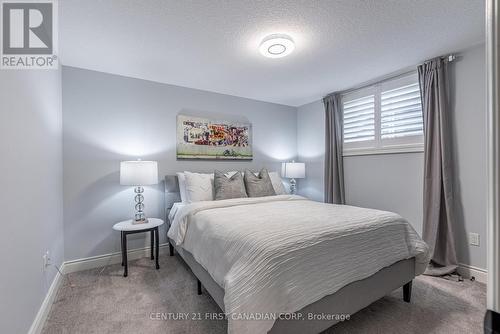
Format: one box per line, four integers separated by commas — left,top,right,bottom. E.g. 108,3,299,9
164,175,181,209
164,175,181,223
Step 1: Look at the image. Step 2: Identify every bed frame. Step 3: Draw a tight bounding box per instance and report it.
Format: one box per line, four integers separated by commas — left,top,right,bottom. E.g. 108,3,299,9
164,175,414,334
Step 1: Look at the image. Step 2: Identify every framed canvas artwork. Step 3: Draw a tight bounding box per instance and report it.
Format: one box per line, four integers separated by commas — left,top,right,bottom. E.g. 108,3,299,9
176,114,253,160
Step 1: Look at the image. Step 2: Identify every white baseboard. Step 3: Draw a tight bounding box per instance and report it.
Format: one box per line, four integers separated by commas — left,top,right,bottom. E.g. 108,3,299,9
458,263,488,284
28,243,170,333
28,268,64,334
63,243,169,274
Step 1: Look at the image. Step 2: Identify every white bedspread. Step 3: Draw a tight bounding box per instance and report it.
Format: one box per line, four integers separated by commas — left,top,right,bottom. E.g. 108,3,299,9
168,195,429,334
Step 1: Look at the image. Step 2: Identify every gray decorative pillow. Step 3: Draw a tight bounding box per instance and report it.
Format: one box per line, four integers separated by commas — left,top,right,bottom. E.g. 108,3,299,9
214,170,248,200
244,168,277,197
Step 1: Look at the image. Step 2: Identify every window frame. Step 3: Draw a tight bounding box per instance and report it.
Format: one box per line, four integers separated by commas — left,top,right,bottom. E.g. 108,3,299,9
341,72,424,156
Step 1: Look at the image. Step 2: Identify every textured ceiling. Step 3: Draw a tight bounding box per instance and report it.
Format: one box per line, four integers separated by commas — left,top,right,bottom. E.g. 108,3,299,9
60,0,485,107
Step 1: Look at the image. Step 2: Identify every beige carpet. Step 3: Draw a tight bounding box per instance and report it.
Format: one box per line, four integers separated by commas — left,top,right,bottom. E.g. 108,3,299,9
42,254,486,334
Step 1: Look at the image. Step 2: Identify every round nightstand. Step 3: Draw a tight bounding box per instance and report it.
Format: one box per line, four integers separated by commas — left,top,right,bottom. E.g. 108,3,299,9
113,218,164,277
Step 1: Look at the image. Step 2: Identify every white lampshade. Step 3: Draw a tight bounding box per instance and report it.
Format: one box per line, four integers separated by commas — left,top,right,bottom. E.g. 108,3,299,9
282,162,305,179
120,161,158,186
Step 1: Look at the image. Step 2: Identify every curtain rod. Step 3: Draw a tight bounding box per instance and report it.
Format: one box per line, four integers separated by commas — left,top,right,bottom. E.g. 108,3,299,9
330,53,457,97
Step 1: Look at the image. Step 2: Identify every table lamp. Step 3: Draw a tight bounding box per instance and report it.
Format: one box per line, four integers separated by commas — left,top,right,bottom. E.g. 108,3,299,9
282,161,305,194
120,160,158,223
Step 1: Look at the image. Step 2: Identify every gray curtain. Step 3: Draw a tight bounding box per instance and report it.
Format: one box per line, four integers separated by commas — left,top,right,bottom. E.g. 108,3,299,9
418,57,458,276
323,93,345,204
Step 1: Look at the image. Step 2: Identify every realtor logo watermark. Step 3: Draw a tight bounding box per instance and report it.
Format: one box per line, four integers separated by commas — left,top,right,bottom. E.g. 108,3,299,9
1,0,58,69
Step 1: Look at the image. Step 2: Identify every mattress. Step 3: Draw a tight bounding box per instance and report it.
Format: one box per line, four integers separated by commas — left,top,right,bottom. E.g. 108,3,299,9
167,195,429,334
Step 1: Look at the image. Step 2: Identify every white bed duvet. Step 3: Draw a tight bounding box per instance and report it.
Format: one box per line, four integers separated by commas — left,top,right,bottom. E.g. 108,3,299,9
168,195,430,334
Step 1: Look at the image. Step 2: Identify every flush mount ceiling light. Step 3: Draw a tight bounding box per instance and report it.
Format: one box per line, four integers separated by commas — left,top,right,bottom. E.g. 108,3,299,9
259,34,295,58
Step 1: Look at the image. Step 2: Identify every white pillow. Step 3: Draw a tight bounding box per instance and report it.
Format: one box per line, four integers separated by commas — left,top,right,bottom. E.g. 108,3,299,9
269,171,287,195
184,171,214,202
225,171,239,178
176,172,188,202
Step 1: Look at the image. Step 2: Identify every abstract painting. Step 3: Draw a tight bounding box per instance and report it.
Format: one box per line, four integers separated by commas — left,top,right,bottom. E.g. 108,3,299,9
176,114,252,160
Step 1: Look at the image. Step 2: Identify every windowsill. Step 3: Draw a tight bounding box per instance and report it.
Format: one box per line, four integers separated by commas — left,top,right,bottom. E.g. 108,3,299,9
343,144,424,157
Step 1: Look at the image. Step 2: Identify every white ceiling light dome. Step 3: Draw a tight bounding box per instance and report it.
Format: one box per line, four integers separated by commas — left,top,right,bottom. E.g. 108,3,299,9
259,34,295,58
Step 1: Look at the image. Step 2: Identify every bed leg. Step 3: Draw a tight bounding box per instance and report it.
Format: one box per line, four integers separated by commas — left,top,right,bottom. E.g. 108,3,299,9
403,281,412,303
169,242,174,256
197,279,202,295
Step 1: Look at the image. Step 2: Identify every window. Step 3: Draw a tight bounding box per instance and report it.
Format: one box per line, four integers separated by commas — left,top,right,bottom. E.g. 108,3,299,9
342,73,424,155
343,94,375,143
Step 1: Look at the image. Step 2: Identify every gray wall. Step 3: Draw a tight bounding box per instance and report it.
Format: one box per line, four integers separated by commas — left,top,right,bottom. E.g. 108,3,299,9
297,100,325,202
448,45,487,270
0,69,64,333
62,66,297,261
297,44,486,270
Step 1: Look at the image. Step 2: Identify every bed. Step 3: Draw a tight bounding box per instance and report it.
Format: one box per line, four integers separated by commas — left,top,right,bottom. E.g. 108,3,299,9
164,175,429,334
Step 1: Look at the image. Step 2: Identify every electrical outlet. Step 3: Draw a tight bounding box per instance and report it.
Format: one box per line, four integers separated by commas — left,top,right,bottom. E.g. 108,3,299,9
42,250,51,270
469,233,480,246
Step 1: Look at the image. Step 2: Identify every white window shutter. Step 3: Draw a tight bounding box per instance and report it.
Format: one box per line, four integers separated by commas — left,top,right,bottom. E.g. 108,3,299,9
380,83,423,139
341,72,424,155
343,95,375,143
